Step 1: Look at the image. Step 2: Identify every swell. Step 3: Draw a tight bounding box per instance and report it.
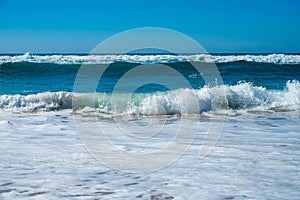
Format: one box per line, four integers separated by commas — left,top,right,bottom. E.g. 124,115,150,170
1,61,299,95
1,60,300,79
0,81,299,114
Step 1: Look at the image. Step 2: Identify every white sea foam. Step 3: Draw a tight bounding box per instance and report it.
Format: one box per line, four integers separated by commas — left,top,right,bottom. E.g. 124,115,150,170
0,92,73,112
1,108,299,199
1,53,300,65
1,81,299,114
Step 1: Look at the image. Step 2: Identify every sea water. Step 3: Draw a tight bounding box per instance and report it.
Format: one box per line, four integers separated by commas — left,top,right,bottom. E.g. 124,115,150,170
0,53,299,199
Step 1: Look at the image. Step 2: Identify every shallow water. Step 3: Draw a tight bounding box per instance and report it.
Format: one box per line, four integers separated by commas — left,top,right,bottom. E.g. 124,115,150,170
1,111,299,199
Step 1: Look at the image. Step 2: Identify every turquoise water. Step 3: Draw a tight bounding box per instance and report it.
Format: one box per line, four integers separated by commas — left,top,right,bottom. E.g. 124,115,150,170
1,55,300,95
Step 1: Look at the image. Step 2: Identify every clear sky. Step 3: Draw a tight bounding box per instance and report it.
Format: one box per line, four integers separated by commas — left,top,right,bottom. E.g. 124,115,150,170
0,0,299,53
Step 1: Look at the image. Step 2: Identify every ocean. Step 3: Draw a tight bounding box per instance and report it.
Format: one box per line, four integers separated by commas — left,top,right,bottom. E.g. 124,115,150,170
0,53,300,199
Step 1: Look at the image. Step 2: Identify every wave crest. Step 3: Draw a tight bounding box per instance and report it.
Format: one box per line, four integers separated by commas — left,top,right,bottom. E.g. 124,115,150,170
0,81,299,114
1,54,300,65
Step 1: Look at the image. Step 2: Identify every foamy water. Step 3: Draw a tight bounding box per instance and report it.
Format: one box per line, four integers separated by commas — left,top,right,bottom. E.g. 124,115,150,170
1,81,299,114
1,111,299,199
1,53,300,65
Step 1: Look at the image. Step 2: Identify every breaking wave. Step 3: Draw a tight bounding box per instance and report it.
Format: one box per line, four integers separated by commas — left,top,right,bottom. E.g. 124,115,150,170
1,53,300,65
0,81,299,114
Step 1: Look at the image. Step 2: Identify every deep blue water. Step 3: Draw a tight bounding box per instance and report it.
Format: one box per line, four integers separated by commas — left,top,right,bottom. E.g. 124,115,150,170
0,60,299,95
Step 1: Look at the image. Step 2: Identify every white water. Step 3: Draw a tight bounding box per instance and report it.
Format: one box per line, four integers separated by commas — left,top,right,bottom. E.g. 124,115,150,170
1,81,299,114
0,110,299,199
1,53,300,65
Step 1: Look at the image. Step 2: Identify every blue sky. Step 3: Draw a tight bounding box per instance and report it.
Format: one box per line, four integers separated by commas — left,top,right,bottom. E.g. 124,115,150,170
0,0,299,53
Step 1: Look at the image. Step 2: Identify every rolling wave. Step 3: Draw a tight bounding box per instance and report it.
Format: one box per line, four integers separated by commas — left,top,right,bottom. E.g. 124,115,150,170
1,53,300,65
0,81,299,114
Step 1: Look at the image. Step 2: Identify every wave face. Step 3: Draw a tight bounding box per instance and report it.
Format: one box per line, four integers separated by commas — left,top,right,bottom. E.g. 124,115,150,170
1,53,300,65
1,81,299,114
